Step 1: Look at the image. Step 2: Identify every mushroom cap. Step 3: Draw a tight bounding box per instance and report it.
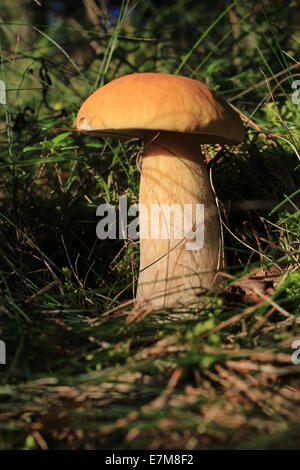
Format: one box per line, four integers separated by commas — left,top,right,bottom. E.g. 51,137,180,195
77,73,244,144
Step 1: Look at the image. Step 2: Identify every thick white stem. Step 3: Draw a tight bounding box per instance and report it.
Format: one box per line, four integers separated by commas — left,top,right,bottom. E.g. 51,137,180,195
136,131,221,308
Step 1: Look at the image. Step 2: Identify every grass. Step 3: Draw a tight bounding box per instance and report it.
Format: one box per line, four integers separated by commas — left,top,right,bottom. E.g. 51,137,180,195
0,0,299,450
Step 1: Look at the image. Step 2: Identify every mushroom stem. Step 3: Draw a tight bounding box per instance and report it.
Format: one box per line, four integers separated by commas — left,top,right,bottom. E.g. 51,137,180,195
136,131,222,308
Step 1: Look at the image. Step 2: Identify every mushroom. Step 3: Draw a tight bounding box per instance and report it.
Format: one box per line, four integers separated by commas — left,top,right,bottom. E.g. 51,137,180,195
77,73,243,308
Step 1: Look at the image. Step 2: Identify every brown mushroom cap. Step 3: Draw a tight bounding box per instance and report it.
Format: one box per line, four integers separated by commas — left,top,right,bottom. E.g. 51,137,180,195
77,73,244,144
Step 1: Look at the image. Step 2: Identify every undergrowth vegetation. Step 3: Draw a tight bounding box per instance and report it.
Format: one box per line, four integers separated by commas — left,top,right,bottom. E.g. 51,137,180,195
0,0,299,450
